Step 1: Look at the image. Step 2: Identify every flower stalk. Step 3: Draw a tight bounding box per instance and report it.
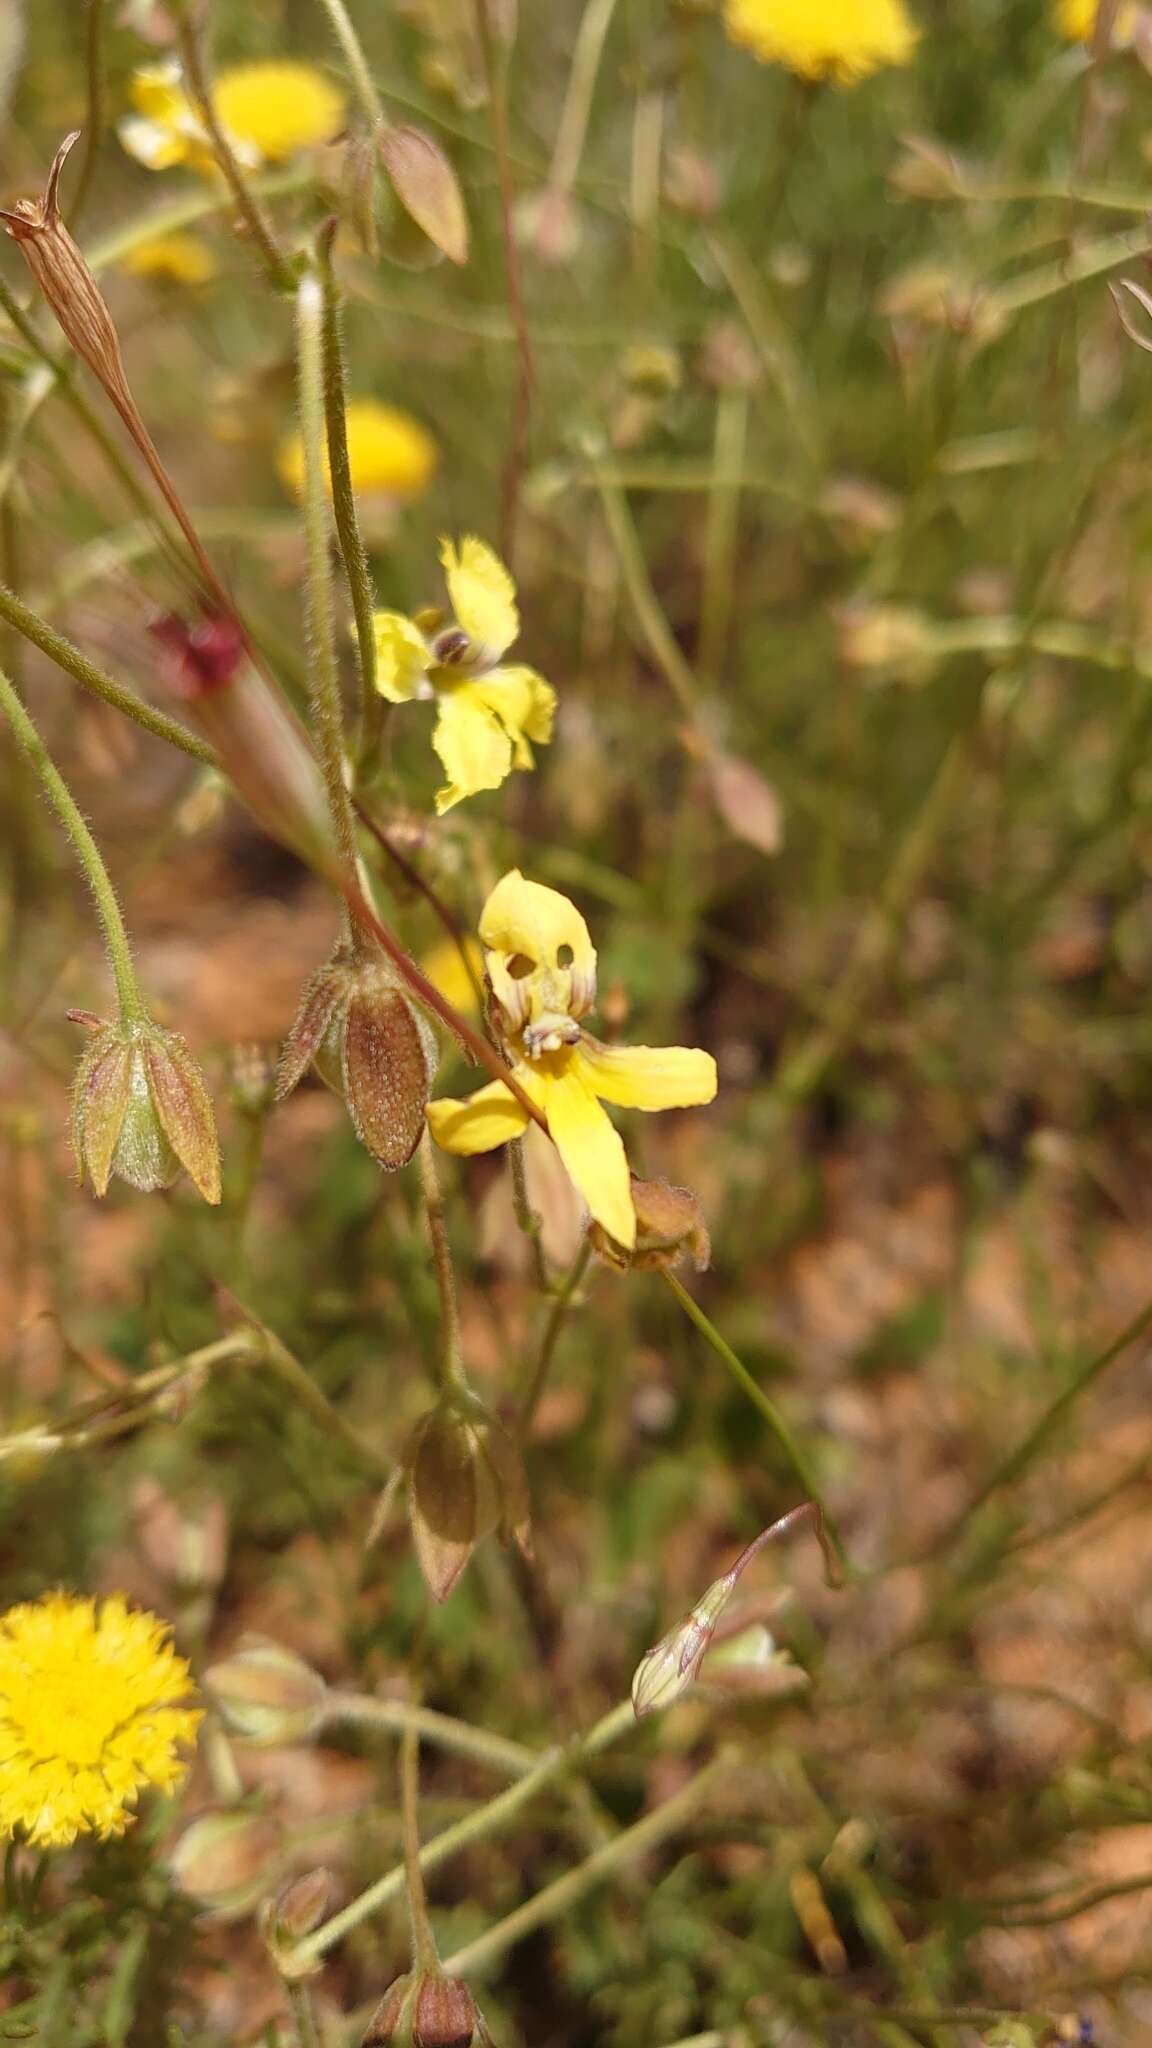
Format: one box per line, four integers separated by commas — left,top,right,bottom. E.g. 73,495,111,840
170,1,296,293
316,230,381,766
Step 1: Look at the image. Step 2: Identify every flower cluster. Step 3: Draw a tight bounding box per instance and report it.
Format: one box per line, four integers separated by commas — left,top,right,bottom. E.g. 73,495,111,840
373,536,556,813
427,870,717,1249
0,1593,201,1847
723,0,918,82
120,59,345,175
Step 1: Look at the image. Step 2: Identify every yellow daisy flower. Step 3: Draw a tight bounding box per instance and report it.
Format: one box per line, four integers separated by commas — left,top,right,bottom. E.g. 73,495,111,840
120,59,345,175
0,1592,201,1847
277,398,438,505
723,0,918,82
1055,0,1137,40
119,231,217,286
426,871,717,1248
372,537,556,814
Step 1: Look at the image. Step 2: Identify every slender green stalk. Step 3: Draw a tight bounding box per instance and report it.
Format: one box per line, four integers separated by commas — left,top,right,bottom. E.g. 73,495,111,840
234,1306,391,1482
317,234,380,765
323,1693,536,1778
984,218,1152,320
294,269,360,884
70,0,108,230
662,1270,848,1582
286,1980,322,2048
0,664,144,1021
595,468,699,719
549,0,620,195
280,1699,635,1972
399,1715,439,1972
416,1131,468,1394
706,229,823,475
508,1135,548,1289
0,582,216,765
518,1239,592,1437
172,4,296,293
697,387,748,686
86,167,311,274
441,1754,730,1977
473,0,534,566
314,0,386,127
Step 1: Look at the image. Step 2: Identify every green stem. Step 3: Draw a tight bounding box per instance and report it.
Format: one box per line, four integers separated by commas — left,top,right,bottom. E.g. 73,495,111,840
240,1308,392,1482
518,1239,592,1438
983,218,1152,320
323,1693,536,1778
286,1980,322,2048
549,0,620,195
417,1131,468,1394
172,4,296,293
399,1713,439,1972
86,167,311,274
280,1699,635,1972
473,0,533,566
441,1754,730,1978
313,0,386,127
0,664,144,1022
662,1269,848,1583
595,468,699,720
70,0,108,231
294,269,360,883
697,386,748,686
316,233,380,767
0,582,216,765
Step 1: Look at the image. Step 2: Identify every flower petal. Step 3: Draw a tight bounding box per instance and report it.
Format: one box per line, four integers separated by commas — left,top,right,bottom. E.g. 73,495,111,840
427,1076,532,1154
577,1037,718,1111
372,612,431,702
440,535,519,660
541,1062,635,1248
431,686,515,812
119,117,188,171
470,665,556,768
479,870,594,980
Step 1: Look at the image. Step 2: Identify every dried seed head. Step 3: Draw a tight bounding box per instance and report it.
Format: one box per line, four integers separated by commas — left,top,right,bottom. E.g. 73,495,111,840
406,1392,531,1603
204,1635,328,1744
379,125,469,266
70,1017,220,1202
363,1969,492,2048
169,1808,283,1918
590,1177,711,1274
277,945,438,1171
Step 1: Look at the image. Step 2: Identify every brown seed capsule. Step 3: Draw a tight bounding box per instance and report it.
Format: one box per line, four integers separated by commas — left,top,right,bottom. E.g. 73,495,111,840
70,1016,221,1202
363,1969,492,2048
406,1392,531,1604
204,1635,328,1744
589,1176,710,1274
379,125,469,267
268,1867,332,1944
277,943,438,1171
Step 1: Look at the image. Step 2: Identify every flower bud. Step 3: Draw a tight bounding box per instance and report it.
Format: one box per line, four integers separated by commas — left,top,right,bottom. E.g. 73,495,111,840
169,1808,283,1917
406,1392,531,1603
590,1177,710,1274
70,1016,220,1202
379,125,469,267
363,1969,492,2048
204,1635,328,1743
277,943,438,1171
266,1867,332,1945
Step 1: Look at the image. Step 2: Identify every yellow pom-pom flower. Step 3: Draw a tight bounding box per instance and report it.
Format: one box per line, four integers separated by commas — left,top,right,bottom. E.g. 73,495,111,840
372,537,556,813
1055,0,1137,40
277,398,438,505
0,1592,202,1847
724,0,918,82
120,59,345,175
427,870,717,1248
119,232,217,286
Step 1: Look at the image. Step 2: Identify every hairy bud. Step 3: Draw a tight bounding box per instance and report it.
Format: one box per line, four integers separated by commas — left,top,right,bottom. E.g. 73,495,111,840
266,1867,332,1947
204,1635,328,1744
277,943,438,1170
590,1177,710,1273
169,1808,283,1917
70,1015,220,1202
406,1391,531,1603
363,1969,492,2048
379,125,469,266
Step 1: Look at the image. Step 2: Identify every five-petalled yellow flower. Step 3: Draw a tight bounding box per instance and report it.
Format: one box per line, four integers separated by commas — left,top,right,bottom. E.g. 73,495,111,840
373,537,556,814
120,59,345,175
426,871,717,1249
723,0,918,82
0,1592,201,1847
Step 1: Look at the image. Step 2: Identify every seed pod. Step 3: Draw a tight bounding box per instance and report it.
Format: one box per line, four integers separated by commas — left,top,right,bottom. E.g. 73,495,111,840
379,125,469,266
70,1016,220,1202
589,1177,710,1273
363,1968,492,2047
266,1867,332,1946
406,1392,531,1603
204,1635,328,1744
277,944,438,1171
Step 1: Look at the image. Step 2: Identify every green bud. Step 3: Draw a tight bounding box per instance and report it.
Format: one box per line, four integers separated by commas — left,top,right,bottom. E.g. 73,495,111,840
204,1635,328,1743
277,944,438,1171
70,1016,220,1201
406,1391,531,1603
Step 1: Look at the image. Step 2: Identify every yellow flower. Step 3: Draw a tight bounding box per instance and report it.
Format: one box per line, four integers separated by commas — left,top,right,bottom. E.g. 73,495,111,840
723,0,918,82
277,398,438,504
373,538,556,814
120,59,345,175
421,932,485,1016
119,231,217,286
1055,0,1137,39
426,871,717,1249
0,1592,201,1847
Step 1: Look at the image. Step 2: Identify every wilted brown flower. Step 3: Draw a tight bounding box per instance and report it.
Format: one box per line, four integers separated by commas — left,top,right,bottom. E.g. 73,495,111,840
406,1391,531,1603
277,941,439,1170
590,1176,711,1273
70,1015,220,1202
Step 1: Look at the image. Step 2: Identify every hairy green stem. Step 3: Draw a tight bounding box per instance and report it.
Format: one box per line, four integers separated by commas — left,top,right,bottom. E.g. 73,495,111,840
172,3,296,293
314,0,386,127
0,664,144,1022
323,1693,536,1778
416,1130,468,1394
317,233,380,765
663,1270,848,1582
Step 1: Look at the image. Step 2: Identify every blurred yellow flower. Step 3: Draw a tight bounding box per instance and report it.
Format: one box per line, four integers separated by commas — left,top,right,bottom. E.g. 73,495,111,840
278,398,438,504
120,59,345,175
119,231,217,285
421,932,485,1016
723,0,918,81
427,871,717,1248
1055,0,1137,39
373,537,555,813
0,1592,201,1847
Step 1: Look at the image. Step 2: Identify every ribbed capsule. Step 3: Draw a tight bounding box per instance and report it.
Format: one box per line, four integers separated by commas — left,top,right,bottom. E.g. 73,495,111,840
70,1016,220,1202
277,943,438,1170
